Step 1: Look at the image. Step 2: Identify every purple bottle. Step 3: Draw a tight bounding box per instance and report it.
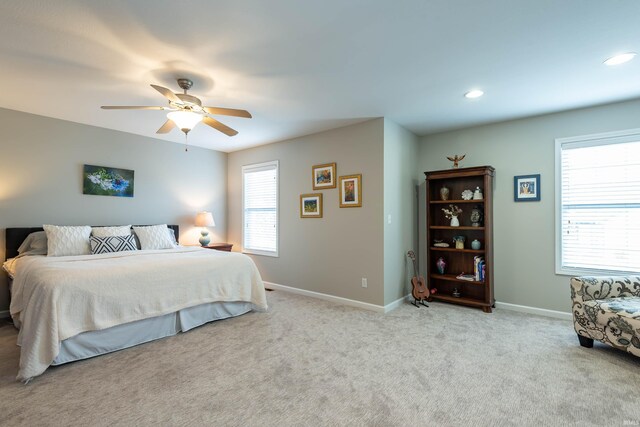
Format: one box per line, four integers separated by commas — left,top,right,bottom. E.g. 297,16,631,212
436,257,446,274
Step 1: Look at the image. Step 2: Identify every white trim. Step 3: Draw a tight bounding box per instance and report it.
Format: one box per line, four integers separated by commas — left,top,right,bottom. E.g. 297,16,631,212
264,281,410,313
554,134,563,275
383,294,412,313
242,160,279,257
495,302,572,321
555,128,640,276
263,281,572,320
0,310,10,319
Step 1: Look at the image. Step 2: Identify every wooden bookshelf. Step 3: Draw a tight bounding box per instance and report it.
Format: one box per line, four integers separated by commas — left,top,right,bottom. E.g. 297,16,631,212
424,166,495,313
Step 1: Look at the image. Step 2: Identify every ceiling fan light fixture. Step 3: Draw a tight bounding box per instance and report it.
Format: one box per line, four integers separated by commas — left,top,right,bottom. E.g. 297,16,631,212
603,52,637,66
167,110,203,133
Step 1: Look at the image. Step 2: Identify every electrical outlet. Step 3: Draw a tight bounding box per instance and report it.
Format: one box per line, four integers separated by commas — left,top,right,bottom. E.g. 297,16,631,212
361,277,368,288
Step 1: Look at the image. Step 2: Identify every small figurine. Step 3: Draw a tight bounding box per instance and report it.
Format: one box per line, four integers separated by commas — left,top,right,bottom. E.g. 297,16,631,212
473,187,483,200
452,288,461,298
446,154,466,168
436,257,446,274
470,207,483,227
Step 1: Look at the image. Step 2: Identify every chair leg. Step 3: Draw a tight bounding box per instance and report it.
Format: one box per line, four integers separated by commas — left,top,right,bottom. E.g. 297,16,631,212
577,335,594,348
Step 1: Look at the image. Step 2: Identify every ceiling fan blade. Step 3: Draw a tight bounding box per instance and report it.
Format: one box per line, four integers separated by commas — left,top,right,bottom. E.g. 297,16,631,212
203,116,238,136
203,107,252,118
150,84,183,104
156,119,176,134
101,106,167,110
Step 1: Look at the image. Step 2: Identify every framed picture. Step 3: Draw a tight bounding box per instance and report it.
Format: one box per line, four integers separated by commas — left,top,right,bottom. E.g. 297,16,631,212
312,162,337,189
339,174,362,208
514,174,540,202
300,193,323,218
83,164,134,197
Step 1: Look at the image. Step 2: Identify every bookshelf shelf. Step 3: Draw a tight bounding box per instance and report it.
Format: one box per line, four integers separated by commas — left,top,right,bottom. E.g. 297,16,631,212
425,166,495,313
429,199,485,204
430,273,484,285
430,247,484,254
429,294,490,307
430,226,485,230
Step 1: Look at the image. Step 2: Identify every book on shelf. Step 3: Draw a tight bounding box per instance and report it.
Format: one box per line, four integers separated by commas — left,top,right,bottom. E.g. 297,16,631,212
473,256,485,282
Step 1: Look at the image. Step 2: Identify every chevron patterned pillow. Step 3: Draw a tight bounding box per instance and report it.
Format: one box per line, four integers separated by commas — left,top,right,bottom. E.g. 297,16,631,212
90,235,138,255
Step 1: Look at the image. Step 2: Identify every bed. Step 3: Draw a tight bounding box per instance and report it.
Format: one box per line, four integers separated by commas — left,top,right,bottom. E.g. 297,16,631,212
4,226,268,382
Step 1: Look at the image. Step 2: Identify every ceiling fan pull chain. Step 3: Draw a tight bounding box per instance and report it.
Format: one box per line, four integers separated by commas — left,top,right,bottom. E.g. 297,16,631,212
184,133,189,152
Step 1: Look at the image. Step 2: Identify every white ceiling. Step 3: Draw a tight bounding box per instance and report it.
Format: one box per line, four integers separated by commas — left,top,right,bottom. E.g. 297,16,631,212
0,1,639,152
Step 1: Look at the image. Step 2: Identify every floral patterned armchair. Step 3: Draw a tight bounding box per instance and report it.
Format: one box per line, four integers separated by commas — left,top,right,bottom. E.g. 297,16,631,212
570,276,640,356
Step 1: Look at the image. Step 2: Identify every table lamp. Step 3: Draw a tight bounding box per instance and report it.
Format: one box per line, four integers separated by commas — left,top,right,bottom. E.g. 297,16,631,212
195,211,215,246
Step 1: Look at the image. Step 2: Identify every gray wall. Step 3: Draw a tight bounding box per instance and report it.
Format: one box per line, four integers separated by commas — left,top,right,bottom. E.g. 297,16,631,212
383,119,419,305
228,119,385,306
0,108,227,312
418,98,640,313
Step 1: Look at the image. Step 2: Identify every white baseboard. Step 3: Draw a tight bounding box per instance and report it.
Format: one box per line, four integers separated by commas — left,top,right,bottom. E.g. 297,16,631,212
384,294,412,313
0,310,9,319
264,281,409,313
495,301,572,321
263,282,571,320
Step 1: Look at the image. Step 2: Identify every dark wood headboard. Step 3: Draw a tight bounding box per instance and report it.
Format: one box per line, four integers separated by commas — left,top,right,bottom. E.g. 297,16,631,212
5,225,179,260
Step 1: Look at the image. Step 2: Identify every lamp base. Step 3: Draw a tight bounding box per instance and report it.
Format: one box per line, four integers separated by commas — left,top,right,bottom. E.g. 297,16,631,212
199,229,210,246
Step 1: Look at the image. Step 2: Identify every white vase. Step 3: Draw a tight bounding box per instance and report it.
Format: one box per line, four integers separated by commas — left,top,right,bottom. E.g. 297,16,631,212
450,216,460,227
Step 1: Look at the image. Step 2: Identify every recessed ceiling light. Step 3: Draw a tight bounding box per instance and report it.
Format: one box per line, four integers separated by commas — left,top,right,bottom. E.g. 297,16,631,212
603,52,636,66
465,90,484,99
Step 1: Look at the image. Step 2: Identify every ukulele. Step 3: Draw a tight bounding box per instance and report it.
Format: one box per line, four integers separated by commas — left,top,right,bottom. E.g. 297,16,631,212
407,251,429,308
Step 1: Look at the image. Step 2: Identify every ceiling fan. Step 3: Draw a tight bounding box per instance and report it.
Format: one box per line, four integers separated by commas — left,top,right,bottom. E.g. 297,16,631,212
101,78,251,138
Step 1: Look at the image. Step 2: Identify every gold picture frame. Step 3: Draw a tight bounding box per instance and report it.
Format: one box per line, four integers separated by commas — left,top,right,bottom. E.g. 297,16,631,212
339,174,362,208
300,193,323,218
312,163,337,190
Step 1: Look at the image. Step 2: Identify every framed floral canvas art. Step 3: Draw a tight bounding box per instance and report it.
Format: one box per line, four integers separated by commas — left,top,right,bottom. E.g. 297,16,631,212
83,164,134,197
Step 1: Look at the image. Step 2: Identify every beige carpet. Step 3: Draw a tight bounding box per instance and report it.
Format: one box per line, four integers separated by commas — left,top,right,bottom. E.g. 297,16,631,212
0,291,639,426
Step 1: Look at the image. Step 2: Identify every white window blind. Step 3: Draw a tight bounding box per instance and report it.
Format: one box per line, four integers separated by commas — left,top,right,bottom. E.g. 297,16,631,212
242,160,278,256
556,129,640,275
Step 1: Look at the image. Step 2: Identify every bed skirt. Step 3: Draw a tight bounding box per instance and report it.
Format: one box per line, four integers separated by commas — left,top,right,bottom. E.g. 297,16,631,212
53,301,253,365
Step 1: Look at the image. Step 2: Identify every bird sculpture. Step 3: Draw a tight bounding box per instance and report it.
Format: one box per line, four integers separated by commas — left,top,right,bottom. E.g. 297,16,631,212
447,154,466,168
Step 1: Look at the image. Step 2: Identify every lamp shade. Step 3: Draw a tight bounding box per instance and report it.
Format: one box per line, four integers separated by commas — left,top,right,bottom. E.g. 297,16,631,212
167,110,203,131
195,211,215,227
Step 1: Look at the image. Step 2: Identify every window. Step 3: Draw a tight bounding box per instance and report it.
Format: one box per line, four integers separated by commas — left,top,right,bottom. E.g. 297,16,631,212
242,160,278,256
555,128,640,275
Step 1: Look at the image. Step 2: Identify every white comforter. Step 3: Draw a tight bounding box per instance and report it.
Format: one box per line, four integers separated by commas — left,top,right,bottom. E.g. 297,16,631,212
10,247,268,381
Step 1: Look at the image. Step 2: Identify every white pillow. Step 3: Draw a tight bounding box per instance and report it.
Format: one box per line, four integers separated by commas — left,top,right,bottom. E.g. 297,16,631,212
43,225,92,257
133,225,176,250
92,225,132,238
18,231,48,254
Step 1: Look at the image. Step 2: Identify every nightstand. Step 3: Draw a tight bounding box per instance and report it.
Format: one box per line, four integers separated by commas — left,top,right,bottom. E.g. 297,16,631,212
202,243,233,252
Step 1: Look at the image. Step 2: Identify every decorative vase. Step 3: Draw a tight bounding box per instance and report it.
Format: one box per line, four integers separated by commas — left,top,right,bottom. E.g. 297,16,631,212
440,187,450,201
471,239,481,250
450,216,460,227
436,257,446,274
